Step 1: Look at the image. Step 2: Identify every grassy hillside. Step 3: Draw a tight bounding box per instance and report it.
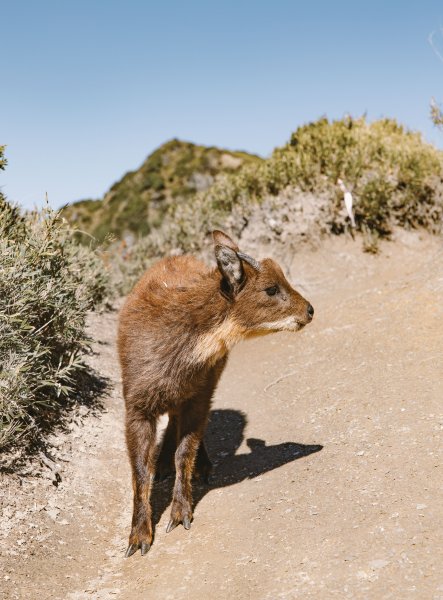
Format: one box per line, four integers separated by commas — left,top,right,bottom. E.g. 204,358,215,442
63,139,261,242
111,117,443,291
61,117,443,293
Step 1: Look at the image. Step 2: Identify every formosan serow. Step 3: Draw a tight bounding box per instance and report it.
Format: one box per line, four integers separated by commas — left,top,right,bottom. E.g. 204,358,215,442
118,230,314,556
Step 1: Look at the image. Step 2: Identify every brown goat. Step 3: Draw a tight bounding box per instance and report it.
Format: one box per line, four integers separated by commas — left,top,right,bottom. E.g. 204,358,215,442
118,230,314,557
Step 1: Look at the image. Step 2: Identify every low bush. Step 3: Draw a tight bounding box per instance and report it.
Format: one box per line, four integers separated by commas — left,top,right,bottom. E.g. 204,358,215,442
114,117,443,291
189,116,443,237
0,165,110,451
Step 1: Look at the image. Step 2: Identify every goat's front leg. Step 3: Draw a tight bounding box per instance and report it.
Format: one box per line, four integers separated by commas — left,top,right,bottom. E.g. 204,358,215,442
125,410,157,557
166,395,210,532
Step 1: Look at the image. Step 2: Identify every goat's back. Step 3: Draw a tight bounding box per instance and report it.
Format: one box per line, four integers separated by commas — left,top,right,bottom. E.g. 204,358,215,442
118,255,224,407
133,255,209,295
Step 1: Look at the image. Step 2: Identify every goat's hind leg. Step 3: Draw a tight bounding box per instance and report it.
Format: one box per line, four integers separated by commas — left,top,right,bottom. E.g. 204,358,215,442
166,395,210,533
156,412,178,481
195,441,212,484
157,412,212,483
125,409,157,557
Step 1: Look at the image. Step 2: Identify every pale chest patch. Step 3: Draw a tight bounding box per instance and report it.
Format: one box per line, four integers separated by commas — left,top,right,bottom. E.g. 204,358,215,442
192,319,245,365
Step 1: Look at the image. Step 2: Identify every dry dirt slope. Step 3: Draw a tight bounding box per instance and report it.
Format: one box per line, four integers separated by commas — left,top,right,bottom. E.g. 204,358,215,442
1,232,442,600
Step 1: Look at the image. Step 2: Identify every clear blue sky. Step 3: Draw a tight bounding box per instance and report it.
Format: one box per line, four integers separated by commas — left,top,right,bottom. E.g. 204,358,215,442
2,0,443,210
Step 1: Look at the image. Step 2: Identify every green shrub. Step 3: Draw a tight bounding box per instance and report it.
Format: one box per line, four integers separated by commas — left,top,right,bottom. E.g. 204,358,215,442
275,117,443,234
170,116,443,241
113,117,443,287
0,186,110,451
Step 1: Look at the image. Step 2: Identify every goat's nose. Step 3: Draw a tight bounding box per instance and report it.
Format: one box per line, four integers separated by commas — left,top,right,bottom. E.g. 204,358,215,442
307,304,314,320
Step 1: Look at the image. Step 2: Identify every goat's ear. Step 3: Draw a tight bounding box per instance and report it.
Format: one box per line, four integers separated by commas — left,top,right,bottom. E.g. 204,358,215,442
212,230,239,252
213,231,244,296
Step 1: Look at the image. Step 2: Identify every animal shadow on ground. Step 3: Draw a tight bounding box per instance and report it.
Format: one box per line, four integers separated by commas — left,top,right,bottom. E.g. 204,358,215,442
150,409,323,540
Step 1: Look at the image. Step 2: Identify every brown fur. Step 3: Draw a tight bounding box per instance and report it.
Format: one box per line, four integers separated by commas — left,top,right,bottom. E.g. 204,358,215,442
118,231,313,556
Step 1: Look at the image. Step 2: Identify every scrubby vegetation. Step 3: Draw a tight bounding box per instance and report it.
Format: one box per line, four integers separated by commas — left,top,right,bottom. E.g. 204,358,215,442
103,117,443,291
62,139,261,243
0,148,110,452
183,116,443,237
3,115,443,451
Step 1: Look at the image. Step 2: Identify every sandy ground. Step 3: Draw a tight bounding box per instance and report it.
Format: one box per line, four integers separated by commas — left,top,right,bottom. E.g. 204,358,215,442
1,231,442,600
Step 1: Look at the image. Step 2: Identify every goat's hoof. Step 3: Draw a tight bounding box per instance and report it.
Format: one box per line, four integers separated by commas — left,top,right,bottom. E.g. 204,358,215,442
125,543,140,558
166,515,192,533
125,540,151,557
166,519,178,533
141,541,151,556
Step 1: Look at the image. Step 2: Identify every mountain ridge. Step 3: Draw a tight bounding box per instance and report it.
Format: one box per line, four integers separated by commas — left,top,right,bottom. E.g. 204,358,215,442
62,138,262,242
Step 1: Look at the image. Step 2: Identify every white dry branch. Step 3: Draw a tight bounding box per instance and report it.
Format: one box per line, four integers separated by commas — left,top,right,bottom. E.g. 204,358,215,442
337,178,356,228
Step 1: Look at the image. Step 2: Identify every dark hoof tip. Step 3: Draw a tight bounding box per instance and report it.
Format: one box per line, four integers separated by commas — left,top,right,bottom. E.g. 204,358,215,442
166,519,178,534
125,543,140,558
141,542,151,556
183,516,191,530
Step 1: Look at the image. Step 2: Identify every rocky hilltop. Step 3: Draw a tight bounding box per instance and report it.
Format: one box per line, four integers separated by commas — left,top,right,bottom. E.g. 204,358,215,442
62,139,261,243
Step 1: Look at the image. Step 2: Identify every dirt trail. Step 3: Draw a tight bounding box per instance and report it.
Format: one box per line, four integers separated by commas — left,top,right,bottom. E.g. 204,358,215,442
1,232,442,600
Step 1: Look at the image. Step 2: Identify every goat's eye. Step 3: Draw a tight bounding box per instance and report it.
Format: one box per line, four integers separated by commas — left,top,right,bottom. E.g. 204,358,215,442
265,286,279,296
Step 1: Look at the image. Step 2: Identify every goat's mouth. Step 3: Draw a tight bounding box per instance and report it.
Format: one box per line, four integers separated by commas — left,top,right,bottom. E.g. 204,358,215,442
280,318,313,332
254,317,307,334
286,321,305,332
